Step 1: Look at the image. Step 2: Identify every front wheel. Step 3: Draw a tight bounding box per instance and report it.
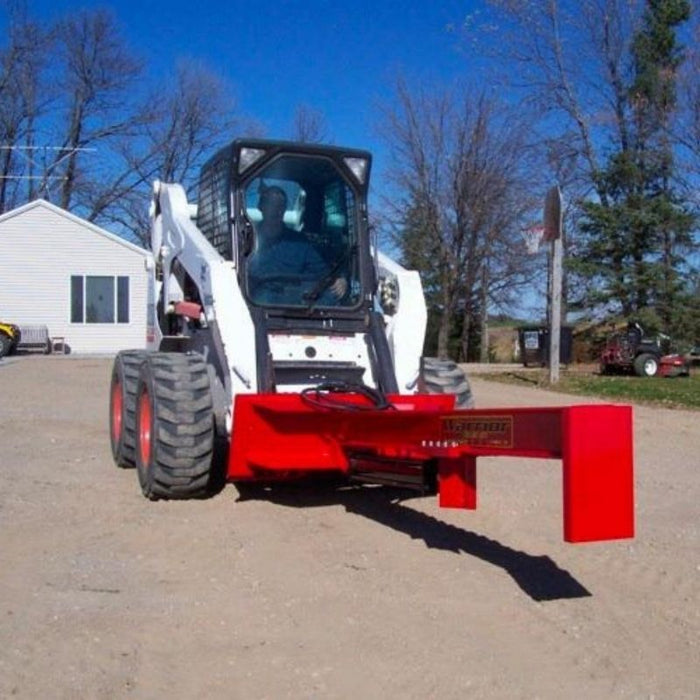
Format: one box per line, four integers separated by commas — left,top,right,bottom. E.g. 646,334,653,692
419,357,474,409
134,352,215,500
634,353,659,377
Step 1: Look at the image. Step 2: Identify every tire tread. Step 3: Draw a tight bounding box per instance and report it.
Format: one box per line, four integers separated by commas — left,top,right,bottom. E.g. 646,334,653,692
110,350,148,468
136,352,215,499
420,357,474,409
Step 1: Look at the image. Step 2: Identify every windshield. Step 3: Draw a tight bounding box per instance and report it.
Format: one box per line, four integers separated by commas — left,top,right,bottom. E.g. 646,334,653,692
243,154,361,309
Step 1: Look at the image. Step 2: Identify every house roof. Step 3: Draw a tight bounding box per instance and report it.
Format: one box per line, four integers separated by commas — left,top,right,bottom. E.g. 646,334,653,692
0,198,149,257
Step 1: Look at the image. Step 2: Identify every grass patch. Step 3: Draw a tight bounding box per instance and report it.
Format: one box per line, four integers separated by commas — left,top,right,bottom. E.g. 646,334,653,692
479,367,700,410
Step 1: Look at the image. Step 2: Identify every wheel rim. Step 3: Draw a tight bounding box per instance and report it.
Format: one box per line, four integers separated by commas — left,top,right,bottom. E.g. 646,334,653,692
645,358,657,375
111,380,123,445
138,388,153,467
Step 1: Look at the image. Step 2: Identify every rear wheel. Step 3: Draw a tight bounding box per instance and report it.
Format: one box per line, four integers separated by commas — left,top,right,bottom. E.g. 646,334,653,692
634,353,659,377
134,352,215,500
419,357,474,408
110,350,148,468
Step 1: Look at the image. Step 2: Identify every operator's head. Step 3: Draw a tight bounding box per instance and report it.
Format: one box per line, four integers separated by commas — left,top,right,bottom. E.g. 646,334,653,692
258,186,287,231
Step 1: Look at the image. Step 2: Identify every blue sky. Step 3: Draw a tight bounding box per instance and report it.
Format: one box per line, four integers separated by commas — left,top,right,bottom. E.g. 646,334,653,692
10,0,481,187
2,0,550,318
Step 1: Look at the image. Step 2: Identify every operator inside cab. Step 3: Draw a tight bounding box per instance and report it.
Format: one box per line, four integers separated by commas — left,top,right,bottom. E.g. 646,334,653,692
243,155,360,309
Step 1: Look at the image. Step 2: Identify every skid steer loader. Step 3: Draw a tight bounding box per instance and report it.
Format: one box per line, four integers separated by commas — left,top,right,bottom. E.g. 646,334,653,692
109,139,634,543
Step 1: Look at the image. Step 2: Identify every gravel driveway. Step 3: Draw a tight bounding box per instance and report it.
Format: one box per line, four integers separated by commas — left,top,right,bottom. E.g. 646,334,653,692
0,356,698,698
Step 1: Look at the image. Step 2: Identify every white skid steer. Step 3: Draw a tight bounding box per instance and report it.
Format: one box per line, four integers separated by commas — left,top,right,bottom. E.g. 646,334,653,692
109,139,634,544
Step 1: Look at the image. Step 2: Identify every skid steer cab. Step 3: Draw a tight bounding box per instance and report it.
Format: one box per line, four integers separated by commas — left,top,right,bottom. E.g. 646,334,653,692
109,139,634,544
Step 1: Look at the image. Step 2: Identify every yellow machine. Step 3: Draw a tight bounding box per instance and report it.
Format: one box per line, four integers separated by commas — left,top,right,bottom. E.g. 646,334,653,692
0,321,20,358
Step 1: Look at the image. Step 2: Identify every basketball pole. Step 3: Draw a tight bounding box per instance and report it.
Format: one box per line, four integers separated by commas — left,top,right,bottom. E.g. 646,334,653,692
550,236,563,383
544,185,563,384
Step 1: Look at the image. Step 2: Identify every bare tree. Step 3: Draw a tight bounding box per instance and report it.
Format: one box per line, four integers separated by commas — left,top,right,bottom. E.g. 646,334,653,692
463,1,652,198
50,9,142,210
0,7,246,247
85,61,239,245
145,61,238,186
0,9,51,211
675,17,700,192
380,77,538,359
291,104,329,143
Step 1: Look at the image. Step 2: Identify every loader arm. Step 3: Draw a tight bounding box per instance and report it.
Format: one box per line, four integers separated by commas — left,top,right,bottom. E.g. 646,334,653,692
375,249,427,393
149,182,260,428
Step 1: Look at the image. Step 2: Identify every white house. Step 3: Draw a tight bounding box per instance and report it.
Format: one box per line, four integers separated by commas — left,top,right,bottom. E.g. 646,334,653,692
0,199,150,354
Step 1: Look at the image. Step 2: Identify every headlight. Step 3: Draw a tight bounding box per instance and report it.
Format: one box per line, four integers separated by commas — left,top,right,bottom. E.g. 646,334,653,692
379,275,399,315
343,156,369,185
239,147,267,173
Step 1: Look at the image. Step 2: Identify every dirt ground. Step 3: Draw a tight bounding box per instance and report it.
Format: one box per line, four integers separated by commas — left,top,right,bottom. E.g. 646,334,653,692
0,356,698,699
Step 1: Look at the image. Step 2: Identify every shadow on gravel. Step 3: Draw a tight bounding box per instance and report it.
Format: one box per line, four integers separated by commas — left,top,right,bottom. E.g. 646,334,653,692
236,481,591,602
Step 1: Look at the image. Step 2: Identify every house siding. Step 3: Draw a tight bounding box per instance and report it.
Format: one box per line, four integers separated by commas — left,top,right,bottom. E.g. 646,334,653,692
0,201,149,354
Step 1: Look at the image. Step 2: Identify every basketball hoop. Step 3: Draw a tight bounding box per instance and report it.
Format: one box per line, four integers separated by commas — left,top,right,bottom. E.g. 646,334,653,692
521,226,545,255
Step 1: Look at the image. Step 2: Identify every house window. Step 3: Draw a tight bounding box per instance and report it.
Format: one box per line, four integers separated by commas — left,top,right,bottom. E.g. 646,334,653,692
117,276,129,323
70,275,130,324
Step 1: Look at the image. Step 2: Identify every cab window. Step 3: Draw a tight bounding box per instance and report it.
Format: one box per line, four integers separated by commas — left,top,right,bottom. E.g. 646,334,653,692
242,155,360,309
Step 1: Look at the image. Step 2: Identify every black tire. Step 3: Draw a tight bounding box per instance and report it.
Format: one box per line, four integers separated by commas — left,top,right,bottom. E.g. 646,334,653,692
634,352,659,377
0,333,10,358
419,357,475,409
134,352,215,500
109,350,149,468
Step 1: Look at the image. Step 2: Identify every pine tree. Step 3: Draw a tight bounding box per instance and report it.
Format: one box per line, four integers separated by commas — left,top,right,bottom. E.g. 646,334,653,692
574,0,694,332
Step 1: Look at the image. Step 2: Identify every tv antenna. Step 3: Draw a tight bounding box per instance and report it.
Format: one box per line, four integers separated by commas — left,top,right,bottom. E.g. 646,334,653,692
0,145,96,199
